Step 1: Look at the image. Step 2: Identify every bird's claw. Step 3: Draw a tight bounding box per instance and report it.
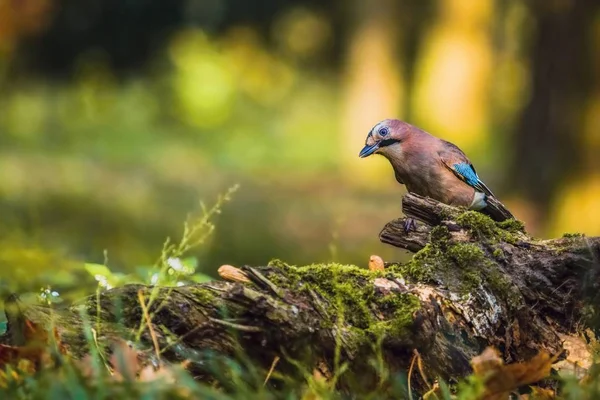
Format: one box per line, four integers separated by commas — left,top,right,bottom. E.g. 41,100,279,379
403,218,417,234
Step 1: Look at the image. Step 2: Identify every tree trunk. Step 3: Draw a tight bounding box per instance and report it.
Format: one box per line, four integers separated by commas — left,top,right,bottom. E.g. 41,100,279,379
1,193,598,394
511,0,600,229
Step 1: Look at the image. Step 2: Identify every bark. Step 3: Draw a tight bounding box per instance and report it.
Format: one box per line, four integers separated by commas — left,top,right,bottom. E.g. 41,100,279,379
1,193,598,394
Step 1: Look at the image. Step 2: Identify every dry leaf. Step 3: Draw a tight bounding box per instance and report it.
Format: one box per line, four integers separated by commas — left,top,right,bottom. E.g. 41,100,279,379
138,364,176,383
519,386,555,399
77,354,97,379
0,318,65,370
110,340,140,381
471,347,557,400
471,347,504,376
423,381,451,400
138,365,160,382
368,255,384,271
218,265,251,283
312,360,332,381
553,334,592,380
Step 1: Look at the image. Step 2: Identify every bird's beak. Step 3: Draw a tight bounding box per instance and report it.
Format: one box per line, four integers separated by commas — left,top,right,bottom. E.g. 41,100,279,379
359,142,379,158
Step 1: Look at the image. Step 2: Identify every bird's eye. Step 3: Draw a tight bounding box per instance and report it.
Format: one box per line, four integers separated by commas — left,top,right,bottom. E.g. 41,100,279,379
379,127,389,136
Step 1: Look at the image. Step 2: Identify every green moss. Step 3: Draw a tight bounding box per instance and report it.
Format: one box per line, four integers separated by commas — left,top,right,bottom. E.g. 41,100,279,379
456,211,524,244
267,262,421,344
498,219,526,233
369,294,421,337
389,226,489,295
388,222,527,308
311,265,374,327
446,243,485,290
264,259,299,287
439,206,462,221
391,243,439,282
267,258,293,268
386,225,453,282
441,223,524,307
447,243,485,264
447,242,523,308
486,269,523,309
264,213,527,342
562,232,584,238
190,286,217,305
550,234,587,255
457,211,497,237
430,224,452,244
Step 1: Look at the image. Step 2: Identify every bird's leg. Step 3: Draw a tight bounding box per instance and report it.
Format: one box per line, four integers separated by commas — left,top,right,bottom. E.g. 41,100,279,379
403,218,417,233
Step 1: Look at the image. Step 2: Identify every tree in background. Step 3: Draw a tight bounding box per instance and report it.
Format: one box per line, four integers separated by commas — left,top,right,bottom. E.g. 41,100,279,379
511,0,600,235
0,0,599,272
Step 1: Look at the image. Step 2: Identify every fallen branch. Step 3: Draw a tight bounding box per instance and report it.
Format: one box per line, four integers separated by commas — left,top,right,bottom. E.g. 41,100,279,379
0,193,597,395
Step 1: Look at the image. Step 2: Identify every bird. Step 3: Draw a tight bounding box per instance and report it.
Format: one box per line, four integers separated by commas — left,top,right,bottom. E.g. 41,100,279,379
358,119,514,226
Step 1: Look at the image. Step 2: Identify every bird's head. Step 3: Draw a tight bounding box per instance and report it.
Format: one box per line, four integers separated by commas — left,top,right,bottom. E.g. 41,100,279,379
358,119,411,158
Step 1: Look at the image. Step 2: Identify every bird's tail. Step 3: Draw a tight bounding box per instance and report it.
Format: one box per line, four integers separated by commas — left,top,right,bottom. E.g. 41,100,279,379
482,196,515,222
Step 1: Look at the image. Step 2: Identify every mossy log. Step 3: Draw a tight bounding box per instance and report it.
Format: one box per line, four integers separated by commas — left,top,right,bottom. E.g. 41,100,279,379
1,193,598,393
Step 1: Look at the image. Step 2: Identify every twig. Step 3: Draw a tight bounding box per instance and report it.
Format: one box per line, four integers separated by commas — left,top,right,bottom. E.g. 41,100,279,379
207,317,263,332
408,349,417,399
243,267,285,298
263,355,280,386
138,290,161,361
415,349,431,389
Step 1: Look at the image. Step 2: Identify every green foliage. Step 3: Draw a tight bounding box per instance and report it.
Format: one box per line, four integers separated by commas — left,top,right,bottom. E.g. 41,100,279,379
0,30,351,272
559,359,600,400
455,374,486,400
80,186,238,294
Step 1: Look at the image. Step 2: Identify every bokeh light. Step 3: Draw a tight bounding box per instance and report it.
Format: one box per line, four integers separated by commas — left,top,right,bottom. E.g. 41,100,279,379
0,0,598,297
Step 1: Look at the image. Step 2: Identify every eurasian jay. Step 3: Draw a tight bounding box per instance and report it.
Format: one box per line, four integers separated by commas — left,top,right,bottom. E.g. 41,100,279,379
359,119,514,224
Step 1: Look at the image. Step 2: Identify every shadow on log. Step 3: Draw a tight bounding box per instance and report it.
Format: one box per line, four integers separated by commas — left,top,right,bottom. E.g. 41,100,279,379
1,193,598,394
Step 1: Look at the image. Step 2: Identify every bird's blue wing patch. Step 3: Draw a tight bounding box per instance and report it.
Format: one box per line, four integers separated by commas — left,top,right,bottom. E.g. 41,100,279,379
452,162,495,196
452,163,479,187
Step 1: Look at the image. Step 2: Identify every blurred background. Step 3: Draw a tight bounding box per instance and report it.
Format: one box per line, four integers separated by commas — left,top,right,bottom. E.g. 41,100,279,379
0,0,599,295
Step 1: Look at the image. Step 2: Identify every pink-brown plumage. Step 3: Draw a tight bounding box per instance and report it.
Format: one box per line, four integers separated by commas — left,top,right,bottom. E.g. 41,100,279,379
359,119,514,221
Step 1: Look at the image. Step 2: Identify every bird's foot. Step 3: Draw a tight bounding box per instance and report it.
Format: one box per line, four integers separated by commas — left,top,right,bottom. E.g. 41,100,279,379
403,218,417,234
